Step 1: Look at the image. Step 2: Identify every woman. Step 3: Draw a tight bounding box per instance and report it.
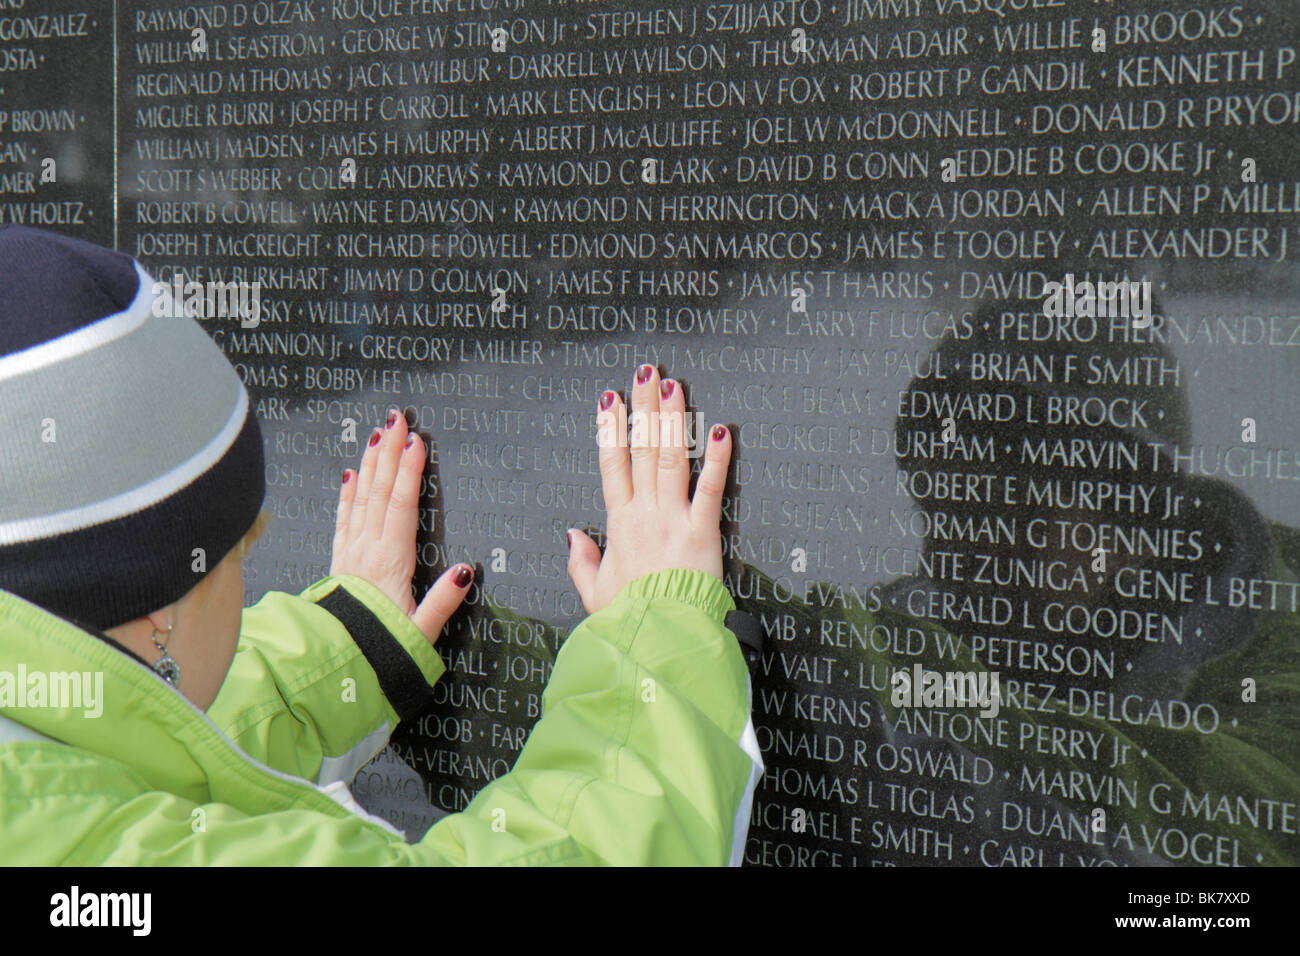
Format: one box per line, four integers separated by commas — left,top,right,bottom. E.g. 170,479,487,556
0,225,762,865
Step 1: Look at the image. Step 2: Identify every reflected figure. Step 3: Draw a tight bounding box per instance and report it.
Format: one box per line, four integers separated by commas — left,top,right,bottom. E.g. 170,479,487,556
884,279,1274,698
380,268,1300,866
723,270,1298,867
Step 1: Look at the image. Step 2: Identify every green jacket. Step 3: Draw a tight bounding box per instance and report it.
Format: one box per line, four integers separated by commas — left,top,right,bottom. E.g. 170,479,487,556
0,568,762,865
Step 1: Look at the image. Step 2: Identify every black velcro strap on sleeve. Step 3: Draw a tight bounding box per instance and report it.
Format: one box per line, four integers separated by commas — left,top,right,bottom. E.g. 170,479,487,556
316,586,435,723
724,610,764,670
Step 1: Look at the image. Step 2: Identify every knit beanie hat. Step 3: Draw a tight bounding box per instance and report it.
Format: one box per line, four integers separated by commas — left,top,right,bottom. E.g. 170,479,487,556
0,225,265,630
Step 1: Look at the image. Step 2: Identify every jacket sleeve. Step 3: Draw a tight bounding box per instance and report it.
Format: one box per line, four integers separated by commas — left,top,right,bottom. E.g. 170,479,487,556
206,574,446,786
408,567,765,865
52,568,762,866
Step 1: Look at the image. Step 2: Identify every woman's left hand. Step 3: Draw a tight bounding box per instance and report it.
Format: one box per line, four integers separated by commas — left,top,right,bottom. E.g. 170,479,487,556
330,409,473,644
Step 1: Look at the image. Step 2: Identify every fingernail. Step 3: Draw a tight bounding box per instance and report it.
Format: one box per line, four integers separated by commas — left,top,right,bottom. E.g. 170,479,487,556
386,408,399,428
342,469,352,484
636,364,653,385
453,565,473,589
404,433,415,448
660,379,675,399
566,529,575,549
711,424,727,442
368,429,381,447
599,390,615,411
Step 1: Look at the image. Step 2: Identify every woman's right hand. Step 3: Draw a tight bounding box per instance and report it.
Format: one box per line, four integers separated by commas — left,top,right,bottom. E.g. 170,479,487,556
331,409,473,644
566,364,733,614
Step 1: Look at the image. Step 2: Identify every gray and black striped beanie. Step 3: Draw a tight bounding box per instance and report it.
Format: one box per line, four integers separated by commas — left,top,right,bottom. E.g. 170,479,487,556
0,225,264,630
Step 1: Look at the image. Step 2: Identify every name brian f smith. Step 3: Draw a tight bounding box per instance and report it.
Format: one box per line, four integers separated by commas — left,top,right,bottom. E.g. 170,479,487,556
892,664,1001,718
0,665,103,718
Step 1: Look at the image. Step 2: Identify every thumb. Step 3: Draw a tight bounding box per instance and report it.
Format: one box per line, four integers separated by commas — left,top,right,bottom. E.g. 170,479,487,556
410,563,474,644
565,529,601,613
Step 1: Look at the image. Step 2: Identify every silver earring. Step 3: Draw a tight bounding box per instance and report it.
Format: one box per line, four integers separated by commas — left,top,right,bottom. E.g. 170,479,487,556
151,624,180,686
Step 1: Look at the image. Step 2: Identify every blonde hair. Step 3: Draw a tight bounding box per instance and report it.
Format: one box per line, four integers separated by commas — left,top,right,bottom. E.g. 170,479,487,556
174,510,272,607
237,510,273,558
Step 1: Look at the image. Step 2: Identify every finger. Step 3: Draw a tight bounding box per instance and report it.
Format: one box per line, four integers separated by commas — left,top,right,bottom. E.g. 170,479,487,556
655,378,690,508
334,468,357,553
383,430,424,547
410,563,474,644
565,529,602,614
690,423,732,528
629,364,660,498
365,408,408,537
596,389,633,511
348,426,385,539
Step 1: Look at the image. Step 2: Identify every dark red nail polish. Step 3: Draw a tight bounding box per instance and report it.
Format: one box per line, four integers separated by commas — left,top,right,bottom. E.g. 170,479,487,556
599,390,615,411
404,433,415,448
566,530,574,549
368,429,381,447
660,379,675,399
711,425,727,442
342,470,352,484
636,364,653,385
386,409,399,428
454,565,473,588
